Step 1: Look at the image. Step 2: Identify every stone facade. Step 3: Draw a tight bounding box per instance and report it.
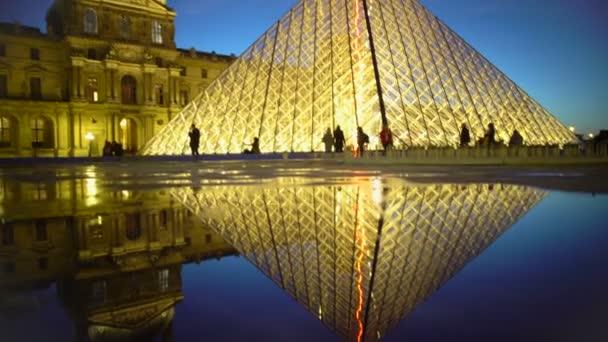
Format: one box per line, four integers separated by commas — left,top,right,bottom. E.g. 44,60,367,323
0,0,235,157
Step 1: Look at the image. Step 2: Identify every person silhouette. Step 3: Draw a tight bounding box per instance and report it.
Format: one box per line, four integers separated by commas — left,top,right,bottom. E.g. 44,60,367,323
188,124,201,156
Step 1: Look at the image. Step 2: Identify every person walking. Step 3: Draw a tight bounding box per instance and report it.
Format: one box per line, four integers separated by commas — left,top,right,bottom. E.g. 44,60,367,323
189,124,201,156
357,126,369,157
459,123,471,147
379,124,393,155
333,125,345,153
322,128,334,153
484,123,496,146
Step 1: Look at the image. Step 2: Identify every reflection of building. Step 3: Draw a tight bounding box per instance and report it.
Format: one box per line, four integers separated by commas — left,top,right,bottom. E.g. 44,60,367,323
144,0,576,156
172,180,546,341
0,178,236,341
0,0,235,157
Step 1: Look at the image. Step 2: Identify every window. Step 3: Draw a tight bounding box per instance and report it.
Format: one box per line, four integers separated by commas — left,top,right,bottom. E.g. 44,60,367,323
125,213,141,240
155,57,163,67
155,84,164,105
84,8,97,34
2,223,14,245
0,44,5,57
30,77,42,99
86,78,98,102
201,68,208,79
87,48,96,60
38,258,48,270
0,116,11,147
30,77,41,99
120,15,131,39
159,210,168,228
0,74,6,98
179,66,186,76
158,269,169,292
151,21,163,44
121,75,136,104
91,280,107,305
30,48,40,61
30,117,54,148
31,117,45,144
35,219,47,241
179,90,188,106
205,234,212,244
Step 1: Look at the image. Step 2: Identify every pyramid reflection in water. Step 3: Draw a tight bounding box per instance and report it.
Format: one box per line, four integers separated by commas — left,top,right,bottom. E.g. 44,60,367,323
143,0,576,155
172,180,545,341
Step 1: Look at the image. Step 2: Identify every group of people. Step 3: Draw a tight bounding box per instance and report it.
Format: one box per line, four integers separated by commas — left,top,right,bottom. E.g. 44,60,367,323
188,124,261,155
102,140,125,157
323,124,394,156
459,122,524,148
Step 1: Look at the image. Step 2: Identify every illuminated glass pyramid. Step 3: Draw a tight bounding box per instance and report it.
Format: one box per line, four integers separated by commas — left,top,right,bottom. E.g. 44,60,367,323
143,0,576,155
171,179,546,340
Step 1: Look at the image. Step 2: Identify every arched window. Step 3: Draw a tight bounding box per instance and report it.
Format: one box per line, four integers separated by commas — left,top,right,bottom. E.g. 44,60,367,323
121,75,137,104
0,116,14,148
201,68,208,79
30,116,54,148
84,8,97,34
120,15,131,39
151,21,163,44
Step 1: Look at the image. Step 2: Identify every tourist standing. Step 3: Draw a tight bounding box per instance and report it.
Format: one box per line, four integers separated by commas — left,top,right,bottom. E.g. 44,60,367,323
485,123,496,146
189,124,201,156
459,123,471,147
322,128,334,153
357,126,369,157
333,125,345,152
379,124,393,155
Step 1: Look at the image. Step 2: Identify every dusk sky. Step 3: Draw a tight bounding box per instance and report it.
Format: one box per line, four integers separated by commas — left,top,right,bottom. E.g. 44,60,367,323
1,0,606,134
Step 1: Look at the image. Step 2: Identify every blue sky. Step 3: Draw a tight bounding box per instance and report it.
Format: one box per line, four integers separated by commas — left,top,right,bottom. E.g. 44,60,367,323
1,0,606,133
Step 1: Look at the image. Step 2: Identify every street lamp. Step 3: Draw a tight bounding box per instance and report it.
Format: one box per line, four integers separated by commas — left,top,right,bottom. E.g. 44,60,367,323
85,132,95,157
588,133,595,139
568,126,576,133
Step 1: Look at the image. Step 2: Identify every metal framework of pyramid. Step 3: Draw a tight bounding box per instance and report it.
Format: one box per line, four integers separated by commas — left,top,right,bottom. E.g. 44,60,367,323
143,0,576,155
171,180,545,340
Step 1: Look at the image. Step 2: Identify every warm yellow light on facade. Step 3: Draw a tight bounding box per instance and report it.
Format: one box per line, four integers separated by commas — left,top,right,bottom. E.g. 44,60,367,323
120,118,128,129
85,132,94,141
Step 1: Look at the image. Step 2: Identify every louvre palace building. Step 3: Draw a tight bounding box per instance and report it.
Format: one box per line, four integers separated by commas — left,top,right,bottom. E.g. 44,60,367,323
0,0,235,157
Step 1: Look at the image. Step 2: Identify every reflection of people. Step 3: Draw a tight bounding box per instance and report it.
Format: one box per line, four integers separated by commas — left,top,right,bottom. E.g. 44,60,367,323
322,128,333,153
189,124,200,156
459,123,471,147
244,137,260,154
379,124,393,154
333,125,345,152
508,129,523,146
357,127,369,157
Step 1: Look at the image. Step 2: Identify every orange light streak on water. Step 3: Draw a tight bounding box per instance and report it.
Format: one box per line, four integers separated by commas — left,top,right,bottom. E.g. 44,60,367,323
354,199,365,342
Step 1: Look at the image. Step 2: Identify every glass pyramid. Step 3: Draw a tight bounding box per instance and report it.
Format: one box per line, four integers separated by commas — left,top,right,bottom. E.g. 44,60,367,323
170,179,546,341
143,0,576,155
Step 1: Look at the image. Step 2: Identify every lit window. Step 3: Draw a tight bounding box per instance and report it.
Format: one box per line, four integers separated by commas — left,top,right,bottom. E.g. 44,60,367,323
151,21,163,44
0,116,11,147
86,78,98,102
31,117,45,143
158,269,169,292
201,68,208,79
84,8,98,34
120,15,131,39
